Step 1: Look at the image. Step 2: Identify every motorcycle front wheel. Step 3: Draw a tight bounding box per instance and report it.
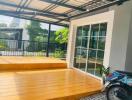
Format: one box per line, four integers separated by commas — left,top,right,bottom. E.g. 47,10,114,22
106,85,129,100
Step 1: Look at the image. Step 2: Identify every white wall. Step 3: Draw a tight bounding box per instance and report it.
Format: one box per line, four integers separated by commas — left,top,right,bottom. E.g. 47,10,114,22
125,7,132,71
67,0,132,73
20,19,29,40
109,0,132,71
67,11,115,68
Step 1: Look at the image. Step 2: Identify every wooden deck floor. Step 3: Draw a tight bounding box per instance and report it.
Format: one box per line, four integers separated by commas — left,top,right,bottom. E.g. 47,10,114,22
0,56,67,71
0,69,102,100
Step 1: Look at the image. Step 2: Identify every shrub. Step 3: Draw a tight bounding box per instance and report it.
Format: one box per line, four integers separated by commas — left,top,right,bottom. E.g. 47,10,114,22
53,49,65,58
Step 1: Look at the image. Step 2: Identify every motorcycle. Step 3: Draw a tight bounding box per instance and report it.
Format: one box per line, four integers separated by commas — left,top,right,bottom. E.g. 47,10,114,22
102,70,132,100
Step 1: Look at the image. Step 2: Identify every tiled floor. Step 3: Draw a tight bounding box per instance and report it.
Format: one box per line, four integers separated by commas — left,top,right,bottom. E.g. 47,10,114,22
81,92,107,100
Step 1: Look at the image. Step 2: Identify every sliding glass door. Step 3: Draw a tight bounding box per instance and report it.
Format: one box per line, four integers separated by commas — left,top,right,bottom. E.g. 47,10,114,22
74,23,107,77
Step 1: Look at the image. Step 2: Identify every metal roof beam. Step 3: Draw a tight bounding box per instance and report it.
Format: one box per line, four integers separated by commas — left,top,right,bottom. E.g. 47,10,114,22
40,0,86,11
0,10,67,21
0,1,68,17
0,13,69,27
55,0,128,24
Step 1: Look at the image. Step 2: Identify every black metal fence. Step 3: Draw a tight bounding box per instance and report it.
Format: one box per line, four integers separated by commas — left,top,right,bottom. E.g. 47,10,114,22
0,38,67,59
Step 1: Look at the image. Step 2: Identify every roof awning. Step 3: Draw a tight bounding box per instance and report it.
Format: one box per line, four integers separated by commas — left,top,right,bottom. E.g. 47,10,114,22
0,0,128,27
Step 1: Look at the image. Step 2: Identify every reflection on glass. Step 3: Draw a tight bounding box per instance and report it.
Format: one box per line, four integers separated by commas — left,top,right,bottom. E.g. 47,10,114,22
75,48,81,58
91,24,99,36
87,61,95,74
82,25,90,36
74,23,107,77
76,37,82,47
95,64,103,77
98,37,105,50
74,58,80,68
88,49,96,61
97,50,104,60
82,37,88,48
80,58,87,71
77,26,82,36
89,37,98,49
96,59,103,65
99,23,107,36
80,49,87,58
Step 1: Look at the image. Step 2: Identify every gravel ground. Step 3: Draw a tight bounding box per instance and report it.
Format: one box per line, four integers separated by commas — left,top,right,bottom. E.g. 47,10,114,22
80,92,107,100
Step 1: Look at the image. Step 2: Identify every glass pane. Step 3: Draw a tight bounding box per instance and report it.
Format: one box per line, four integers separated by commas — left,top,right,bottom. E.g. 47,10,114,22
98,37,105,50
80,49,87,58
89,37,98,49
82,37,88,48
91,24,99,36
77,26,82,36
76,37,82,47
87,61,95,75
74,23,107,77
96,59,103,65
74,58,80,68
88,49,97,62
82,25,90,36
79,58,86,71
74,48,81,58
95,64,103,77
99,23,107,36
97,50,104,60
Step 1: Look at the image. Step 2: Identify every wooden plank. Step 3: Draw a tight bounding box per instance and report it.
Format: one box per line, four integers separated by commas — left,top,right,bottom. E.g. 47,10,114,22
0,56,67,71
0,69,102,100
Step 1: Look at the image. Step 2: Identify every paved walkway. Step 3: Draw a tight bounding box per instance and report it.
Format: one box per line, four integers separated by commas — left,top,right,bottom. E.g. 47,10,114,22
81,92,107,100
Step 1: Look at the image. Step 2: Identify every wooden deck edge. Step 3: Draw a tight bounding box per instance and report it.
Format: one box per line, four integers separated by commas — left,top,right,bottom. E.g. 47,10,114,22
0,63,67,71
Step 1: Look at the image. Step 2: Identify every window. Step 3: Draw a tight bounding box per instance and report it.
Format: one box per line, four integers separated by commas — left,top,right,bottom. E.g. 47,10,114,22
74,23,107,77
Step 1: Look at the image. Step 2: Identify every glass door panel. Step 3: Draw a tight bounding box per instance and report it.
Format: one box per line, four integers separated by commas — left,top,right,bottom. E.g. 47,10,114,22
87,61,95,75
74,23,107,77
91,24,99,36
82,25,90,36
99,23,107,36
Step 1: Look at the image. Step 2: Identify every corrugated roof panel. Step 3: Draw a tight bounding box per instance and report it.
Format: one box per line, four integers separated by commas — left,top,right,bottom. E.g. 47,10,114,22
51,6,71,14
29,0,51,10
35,16,58,22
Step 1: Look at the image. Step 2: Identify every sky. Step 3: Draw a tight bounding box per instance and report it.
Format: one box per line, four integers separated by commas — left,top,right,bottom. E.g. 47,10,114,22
0,15,64,31
0,15,13,26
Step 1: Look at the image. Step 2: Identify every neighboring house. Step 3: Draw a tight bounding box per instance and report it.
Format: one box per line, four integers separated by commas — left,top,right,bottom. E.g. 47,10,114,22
10,18,29,40
0,18,29,52
67,0,132,79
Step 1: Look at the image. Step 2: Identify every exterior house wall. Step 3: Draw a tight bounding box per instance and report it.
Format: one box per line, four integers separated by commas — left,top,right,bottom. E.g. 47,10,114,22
67,11,115,68
125,7,132,71
109,0,132,71
20,19,29,40
67,0,132,74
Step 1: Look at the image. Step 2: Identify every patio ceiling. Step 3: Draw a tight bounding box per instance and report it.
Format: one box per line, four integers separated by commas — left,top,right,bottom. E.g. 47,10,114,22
0,0,128,26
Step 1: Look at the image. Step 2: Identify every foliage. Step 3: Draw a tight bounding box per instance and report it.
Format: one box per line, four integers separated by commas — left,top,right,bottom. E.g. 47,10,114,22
53,49,65,58
26,21,46,51
0,40,8,51
26,21,46,41
55,28,69,44
34,36,47,42
101,66,110,75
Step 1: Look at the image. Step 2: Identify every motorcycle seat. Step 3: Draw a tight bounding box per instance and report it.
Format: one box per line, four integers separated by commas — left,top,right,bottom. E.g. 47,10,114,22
116,70,132,77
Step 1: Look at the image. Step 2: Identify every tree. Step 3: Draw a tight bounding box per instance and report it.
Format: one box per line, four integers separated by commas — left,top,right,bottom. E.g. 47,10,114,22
26,21,46,51
53,28,69,58
26,21,45,41
55,27,69,44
